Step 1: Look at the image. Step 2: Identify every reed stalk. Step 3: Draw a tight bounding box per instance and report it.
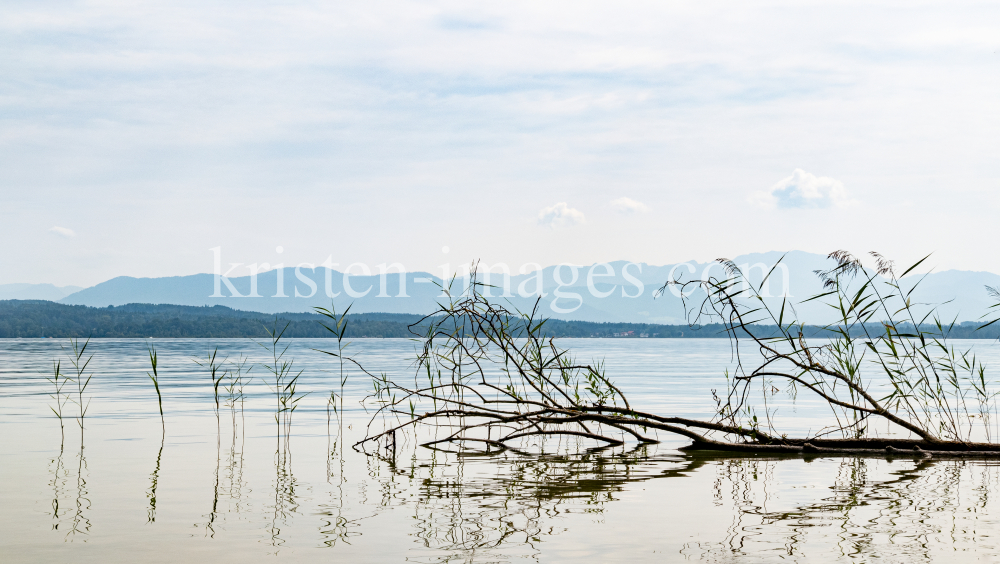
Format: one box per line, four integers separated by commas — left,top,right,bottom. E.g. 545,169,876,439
147,343,164,433
223,355,251,435
64,338,93,440
258,319,304,455
314,304,355,444
195,347,226,426
47,360,70,448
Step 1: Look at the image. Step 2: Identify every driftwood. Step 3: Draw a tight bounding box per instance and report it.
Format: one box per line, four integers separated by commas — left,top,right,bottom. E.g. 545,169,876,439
355,254,1000,459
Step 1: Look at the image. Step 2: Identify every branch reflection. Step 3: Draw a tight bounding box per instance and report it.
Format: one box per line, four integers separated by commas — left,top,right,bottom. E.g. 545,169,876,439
381,440,1000,561
396,440,706,561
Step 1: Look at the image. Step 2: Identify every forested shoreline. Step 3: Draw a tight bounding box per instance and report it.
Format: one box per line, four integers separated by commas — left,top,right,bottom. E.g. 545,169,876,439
0,300,997,339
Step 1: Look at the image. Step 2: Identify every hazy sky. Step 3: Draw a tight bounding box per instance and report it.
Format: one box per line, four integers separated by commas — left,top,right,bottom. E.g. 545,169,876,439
2,1,998,286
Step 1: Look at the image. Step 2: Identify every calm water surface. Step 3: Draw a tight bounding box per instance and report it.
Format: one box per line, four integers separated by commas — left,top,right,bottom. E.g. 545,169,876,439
3,338,1000,563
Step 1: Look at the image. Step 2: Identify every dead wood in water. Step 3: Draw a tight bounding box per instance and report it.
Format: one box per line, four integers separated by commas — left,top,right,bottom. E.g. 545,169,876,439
355,256,1000,460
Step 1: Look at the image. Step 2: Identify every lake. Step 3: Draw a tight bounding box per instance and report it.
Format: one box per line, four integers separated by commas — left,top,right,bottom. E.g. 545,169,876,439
3,338,1000,562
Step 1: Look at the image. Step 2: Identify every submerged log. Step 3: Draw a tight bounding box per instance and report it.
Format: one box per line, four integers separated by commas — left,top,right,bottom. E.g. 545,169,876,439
680,438,1000,458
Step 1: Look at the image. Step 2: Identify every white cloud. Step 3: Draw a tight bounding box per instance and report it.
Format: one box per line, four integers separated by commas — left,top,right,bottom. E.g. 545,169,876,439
610,197,650,214
751,169,856,210
49,226,77,238
537,202,586,228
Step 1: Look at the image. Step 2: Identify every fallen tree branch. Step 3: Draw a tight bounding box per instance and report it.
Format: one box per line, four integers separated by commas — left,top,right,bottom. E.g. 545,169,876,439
351,256,1000,459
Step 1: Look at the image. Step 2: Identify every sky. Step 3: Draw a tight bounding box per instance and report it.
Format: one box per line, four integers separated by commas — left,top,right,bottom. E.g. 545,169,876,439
2,0,998,287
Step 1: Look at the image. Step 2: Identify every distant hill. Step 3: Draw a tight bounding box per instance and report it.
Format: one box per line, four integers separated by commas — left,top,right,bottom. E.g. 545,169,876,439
0,283,84,301
30,251,1000,324
1,300,999,340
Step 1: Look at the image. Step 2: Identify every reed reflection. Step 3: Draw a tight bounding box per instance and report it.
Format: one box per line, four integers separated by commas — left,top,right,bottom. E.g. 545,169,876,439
268,449,300,549
147,436,163,524
47,448,68,531
68,441,92,539
224,355,252,520
203,412,221,536
320,380,350,546
197,354,252,536
48,431,91,538
318,441,368,547
681,455,1000,561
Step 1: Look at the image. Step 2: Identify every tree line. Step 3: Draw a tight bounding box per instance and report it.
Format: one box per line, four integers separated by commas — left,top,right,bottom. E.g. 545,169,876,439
0,300,997,339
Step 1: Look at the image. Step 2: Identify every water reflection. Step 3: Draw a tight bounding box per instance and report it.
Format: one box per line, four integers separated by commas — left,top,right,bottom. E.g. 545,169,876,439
196,398,252,537
223,356,253,525
48,447,68,531
268,449,301,549
42,417,1000,559
318,442,367,548
221,420,250,521
398,443,706,561
384,444,1000,561
202,417,221,537
147,435,163,524
9,339,1000,561
69,444,91,539
48,423,91,539
674,455,1000,561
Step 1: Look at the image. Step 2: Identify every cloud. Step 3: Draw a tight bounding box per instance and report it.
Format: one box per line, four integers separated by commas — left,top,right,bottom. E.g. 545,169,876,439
751,169,856,209
610,197,650,214
49,226,77,238
537,202,586,228
1,2,996,282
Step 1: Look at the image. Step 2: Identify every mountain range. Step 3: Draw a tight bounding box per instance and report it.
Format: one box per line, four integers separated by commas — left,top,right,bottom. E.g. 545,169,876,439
0,283,84,301
6,251,999,324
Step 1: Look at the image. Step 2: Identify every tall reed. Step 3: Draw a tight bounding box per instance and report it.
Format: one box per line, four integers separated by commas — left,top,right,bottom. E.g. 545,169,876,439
147,343,164,433
65,338,93,439
47,360,70,448
258,319,304,453
224,355,251,434
195,347,226,424
315,305,353,443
